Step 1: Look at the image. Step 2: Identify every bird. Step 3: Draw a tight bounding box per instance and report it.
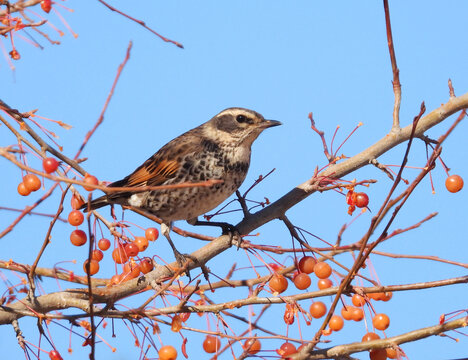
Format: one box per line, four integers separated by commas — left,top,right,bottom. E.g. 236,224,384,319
81,107,281,266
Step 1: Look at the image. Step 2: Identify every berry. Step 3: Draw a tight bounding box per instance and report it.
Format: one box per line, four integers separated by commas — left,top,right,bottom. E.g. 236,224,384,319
110,274,122,285
122,262,141,280
341,306,353,320
269,274,288,293
362,332,380,342
112,246,128,264
83,259,99,275
71,194,85,210
298,256,316,274
370,349,388,360
382,291,393,302
49,350,63,360
293,273,311,290
41,0,52,13
351,307,364,322
202,335,220,353
314,262,332,279
352,294,366,307
310,301,327,319
355,192,369,208
318,278,333,289
124,242,139,257
329,315,344,331
386,348,397,359
98,238,111,251
134,236,149,252
17,182,31,196
244,338,261,354
373,313,390,330
158,345,177,360
70,229,87,246
277,342,297,358
68,210,84,226
140,258,154,274
9,49,20,60
42,157,59,173
445,174,463,193
145,227,159,241
92,249,103,261
23,174,41,192
82,174,98,191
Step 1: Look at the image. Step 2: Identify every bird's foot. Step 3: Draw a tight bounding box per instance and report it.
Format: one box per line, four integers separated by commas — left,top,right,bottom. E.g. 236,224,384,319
172,250,210,282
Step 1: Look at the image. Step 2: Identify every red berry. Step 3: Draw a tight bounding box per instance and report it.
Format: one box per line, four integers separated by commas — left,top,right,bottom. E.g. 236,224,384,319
49,349,63,360
370,349,388,360
92,249,103,261
269,274,288,293
112,246,128,264
125,242,139,257
355,192,369,208
41,0,52,13
68,210,84,226
445,174,464,193
329,315,344,331
98,238,111,251
386,348,398,359
298,256,316,274
159,345,177,360
346,190,356,205
82,174,98,191
122,261,141,280
83,259,99,275
17,182,31,196
9,49,20,60
203,335,220,353
139,258,154,274
373,313,390,330
145,227,159,241
134,236,149,252
43,157,59,173
244,338,261,354
310,301,327,319
23,174,41,192
314,262,332,279
277,342,297,358
70,229,87,246
71,194,85,210
293,273,311,290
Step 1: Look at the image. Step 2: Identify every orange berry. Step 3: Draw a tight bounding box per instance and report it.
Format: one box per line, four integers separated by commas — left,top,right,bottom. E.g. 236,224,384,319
269,274,288,293
313,262,332,279
98,238,111,251
341,306,354,320
91,249,103,262
139,258,154,274
243,338,261,354
386,348,397,359
145,227,159,241
318,278,333,289
17,182,31,196
112,246,128,264
202,335,220,353
362,332,380,342
70,229,87,246
370,349,388,360
68,210,84,226
310,301,327,319
134,236,149,252
329,315,344,331
83,259,99,275
351,307,364,322
82,174,98,191
352,294,366,307
293,273,311,290
171,314,182,332
373,313,390,330
23,174,41,192
445,174,464,193
277,342,296,358
298,256,316,274
158,345,177,360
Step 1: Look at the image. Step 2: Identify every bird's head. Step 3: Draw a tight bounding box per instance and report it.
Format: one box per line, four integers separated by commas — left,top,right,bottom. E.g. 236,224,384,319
205,108,281,146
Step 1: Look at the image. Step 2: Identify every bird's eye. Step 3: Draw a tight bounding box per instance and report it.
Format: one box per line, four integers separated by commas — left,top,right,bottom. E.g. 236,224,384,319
236,115,247,123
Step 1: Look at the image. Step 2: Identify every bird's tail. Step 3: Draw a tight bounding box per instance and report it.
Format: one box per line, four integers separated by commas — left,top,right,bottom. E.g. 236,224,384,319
80,195,110,212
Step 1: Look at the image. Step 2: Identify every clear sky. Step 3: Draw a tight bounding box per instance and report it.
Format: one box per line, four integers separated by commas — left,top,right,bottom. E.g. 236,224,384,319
1,1,468,359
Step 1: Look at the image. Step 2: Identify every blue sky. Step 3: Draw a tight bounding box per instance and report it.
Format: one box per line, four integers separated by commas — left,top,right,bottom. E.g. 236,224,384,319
1,1,468,359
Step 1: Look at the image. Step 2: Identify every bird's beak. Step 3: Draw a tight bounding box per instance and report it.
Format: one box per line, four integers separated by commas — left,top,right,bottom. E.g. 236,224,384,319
261,119,282,128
